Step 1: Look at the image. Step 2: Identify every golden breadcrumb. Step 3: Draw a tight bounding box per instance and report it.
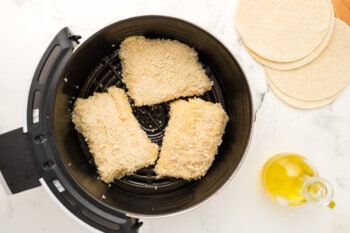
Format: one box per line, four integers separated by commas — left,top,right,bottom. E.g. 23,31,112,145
154,98,229,180
119,36,213,106
71,86,159,183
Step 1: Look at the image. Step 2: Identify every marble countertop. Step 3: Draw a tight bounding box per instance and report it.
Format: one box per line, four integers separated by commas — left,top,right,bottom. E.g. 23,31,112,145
1,0,350,232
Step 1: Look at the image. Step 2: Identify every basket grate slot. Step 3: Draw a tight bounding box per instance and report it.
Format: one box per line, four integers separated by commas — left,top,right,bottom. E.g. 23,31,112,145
73,48,223,194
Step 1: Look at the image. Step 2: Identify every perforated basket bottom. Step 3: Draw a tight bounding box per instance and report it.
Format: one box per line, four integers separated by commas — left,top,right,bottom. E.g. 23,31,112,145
74,48,225,194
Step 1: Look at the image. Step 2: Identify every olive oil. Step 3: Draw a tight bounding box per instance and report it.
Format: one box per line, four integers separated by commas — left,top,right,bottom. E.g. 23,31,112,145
262,153,335,208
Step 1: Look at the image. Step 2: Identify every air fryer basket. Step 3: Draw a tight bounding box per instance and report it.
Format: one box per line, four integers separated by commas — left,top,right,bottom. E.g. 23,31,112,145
51,16,253,216
23,16,253,221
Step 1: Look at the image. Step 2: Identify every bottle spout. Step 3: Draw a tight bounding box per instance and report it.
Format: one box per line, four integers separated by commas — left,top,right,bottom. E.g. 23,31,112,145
302,176,335,208
327,200,336,209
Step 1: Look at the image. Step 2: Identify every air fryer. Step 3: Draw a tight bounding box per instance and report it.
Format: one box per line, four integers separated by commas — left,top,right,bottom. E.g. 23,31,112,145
0,16,253,233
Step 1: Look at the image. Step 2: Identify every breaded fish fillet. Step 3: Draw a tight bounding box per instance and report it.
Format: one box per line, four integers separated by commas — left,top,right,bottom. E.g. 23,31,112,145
72,86,159,183
119,36,213,106
154,98,229,180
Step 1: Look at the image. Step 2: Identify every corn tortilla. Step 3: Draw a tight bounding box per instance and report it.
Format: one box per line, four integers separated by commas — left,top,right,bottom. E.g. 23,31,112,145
265,71,338,109
266,19,350,101
247,0,335,70
236,0,331,62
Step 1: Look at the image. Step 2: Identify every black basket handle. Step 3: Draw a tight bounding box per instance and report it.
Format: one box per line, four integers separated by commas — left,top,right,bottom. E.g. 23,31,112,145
0,27,80,194
0,128,40,194
27,27,80,129
0,28,79,194
0,28,141,233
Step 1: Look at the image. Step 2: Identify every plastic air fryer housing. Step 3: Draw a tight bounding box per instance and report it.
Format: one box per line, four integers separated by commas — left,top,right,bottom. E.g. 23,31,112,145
0,16,253,233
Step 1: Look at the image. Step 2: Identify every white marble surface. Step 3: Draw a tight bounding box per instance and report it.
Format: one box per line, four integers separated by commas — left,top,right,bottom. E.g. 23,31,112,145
1,0,350,232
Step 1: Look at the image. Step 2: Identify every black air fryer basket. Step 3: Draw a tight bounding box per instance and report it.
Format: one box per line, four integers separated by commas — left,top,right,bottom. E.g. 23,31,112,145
0,16,253,232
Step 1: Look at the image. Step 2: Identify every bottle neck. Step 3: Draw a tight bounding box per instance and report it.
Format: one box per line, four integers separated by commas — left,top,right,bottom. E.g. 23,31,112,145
301,176,334,207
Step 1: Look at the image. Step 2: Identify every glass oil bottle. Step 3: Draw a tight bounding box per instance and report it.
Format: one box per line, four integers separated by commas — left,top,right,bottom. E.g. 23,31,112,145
262,153,335,208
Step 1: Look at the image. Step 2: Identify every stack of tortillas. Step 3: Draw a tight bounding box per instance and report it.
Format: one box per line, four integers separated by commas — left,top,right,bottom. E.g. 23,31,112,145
235,0,350,109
